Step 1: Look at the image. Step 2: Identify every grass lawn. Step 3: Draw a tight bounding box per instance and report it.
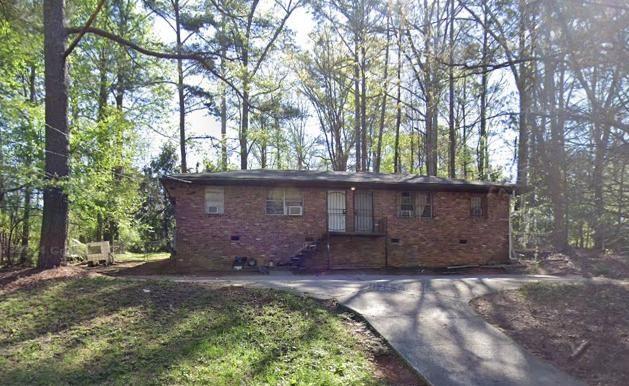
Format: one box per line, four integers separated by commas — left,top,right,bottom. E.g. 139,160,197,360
471,282,629,386
0,269,419,385
114,251,170,262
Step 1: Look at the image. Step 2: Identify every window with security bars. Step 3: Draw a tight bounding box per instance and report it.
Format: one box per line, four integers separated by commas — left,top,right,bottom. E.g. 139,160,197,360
398,192,432,218
266,188,303,215
399,192,415,217
470,196,486,217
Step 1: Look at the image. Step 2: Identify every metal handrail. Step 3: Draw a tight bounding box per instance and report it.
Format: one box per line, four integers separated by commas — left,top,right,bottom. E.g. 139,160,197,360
332,216,387,234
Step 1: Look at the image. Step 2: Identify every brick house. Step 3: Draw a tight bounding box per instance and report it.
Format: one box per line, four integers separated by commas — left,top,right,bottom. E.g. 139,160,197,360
161,170,517,270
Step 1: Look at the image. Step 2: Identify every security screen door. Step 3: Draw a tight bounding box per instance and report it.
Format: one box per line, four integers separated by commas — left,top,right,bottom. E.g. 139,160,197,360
354,191,373,232
327,191,346,232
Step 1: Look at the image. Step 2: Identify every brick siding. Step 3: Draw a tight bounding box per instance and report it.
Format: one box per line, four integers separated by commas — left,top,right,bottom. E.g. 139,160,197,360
164,182,511,270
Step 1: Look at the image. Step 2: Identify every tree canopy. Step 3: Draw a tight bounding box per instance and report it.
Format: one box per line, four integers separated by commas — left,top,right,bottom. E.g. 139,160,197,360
0,0,626,267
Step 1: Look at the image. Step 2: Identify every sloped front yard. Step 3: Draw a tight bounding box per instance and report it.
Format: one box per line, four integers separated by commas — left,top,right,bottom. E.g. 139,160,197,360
0,268,421,385
471,282,629,386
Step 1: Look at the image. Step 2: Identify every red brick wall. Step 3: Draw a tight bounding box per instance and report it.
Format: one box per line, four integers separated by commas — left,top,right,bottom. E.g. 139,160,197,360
165,183,327,269
305,235,387,270
164,182,511,270
379,190,510,267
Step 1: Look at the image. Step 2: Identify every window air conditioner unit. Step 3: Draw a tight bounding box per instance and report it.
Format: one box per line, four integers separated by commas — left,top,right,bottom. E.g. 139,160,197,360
287,206,303,216
400,209,414,217
207,206,220,214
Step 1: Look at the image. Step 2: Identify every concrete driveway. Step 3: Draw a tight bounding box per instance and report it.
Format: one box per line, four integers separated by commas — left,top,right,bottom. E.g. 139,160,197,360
128,273,584,386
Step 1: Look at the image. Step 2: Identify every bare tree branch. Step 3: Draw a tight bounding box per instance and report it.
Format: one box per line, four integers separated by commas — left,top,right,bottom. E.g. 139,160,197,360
250,0,301,77
64,0,107,58
66,26,216,63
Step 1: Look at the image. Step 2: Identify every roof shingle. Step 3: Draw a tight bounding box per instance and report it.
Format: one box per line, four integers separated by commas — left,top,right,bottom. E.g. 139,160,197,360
163,169,518,193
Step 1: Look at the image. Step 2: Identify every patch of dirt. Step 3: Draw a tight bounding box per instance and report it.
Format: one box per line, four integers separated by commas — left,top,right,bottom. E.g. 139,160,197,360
100,260,507,278
471,282,629,386
94,259,271,277
331,303,426,386
309,299,425,385
372,353,424,386
430,266,508,275
0,266,100,294
515,249,629,279
89,259,167,275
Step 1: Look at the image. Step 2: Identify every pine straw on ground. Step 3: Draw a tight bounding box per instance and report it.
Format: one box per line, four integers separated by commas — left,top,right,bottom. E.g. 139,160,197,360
0,266,100,294
471,282,629,386
515,250,629,279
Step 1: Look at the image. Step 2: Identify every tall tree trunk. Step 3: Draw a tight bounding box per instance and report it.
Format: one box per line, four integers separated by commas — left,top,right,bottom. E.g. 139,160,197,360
424,0,437,176
374,11,390,173
360,46,368,171
95,53,107,242
220,44,228,170
39,0,69,268
219,13,228,170
20,188,32,263
592,106,610,250
478,80,488,179
113,0,126,110
220,89,227,170
20,65,37,263
616,161,625,242
462,76,469,178
425,94,436,175
174,0,187,173
260,142,267,168
114,78,124,108
543,36,567,250
410,132,415,172
96,213,103,241
592,124,610,250
516,0,530,188
353,40,361,171
393,25,402,174
274,117,282,169
333,118,345,170
240,42,250,170
517,83,529,187
478,0,489,180
240,86,249,170
97,50,108,120
541,3,568,251
447,0,456,178
107,1,127,244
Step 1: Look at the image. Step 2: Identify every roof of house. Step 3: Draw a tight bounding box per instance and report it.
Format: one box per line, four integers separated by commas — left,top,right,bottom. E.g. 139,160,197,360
162,169,519,193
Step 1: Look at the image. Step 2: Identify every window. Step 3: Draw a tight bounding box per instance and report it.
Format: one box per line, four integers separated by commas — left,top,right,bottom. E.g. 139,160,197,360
398,192,432,218
284,188,303,211
470,196,486,217
266,188,285,215
266,188,303,215
416,192,432,218
205,187,224,214
399,192,415,217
